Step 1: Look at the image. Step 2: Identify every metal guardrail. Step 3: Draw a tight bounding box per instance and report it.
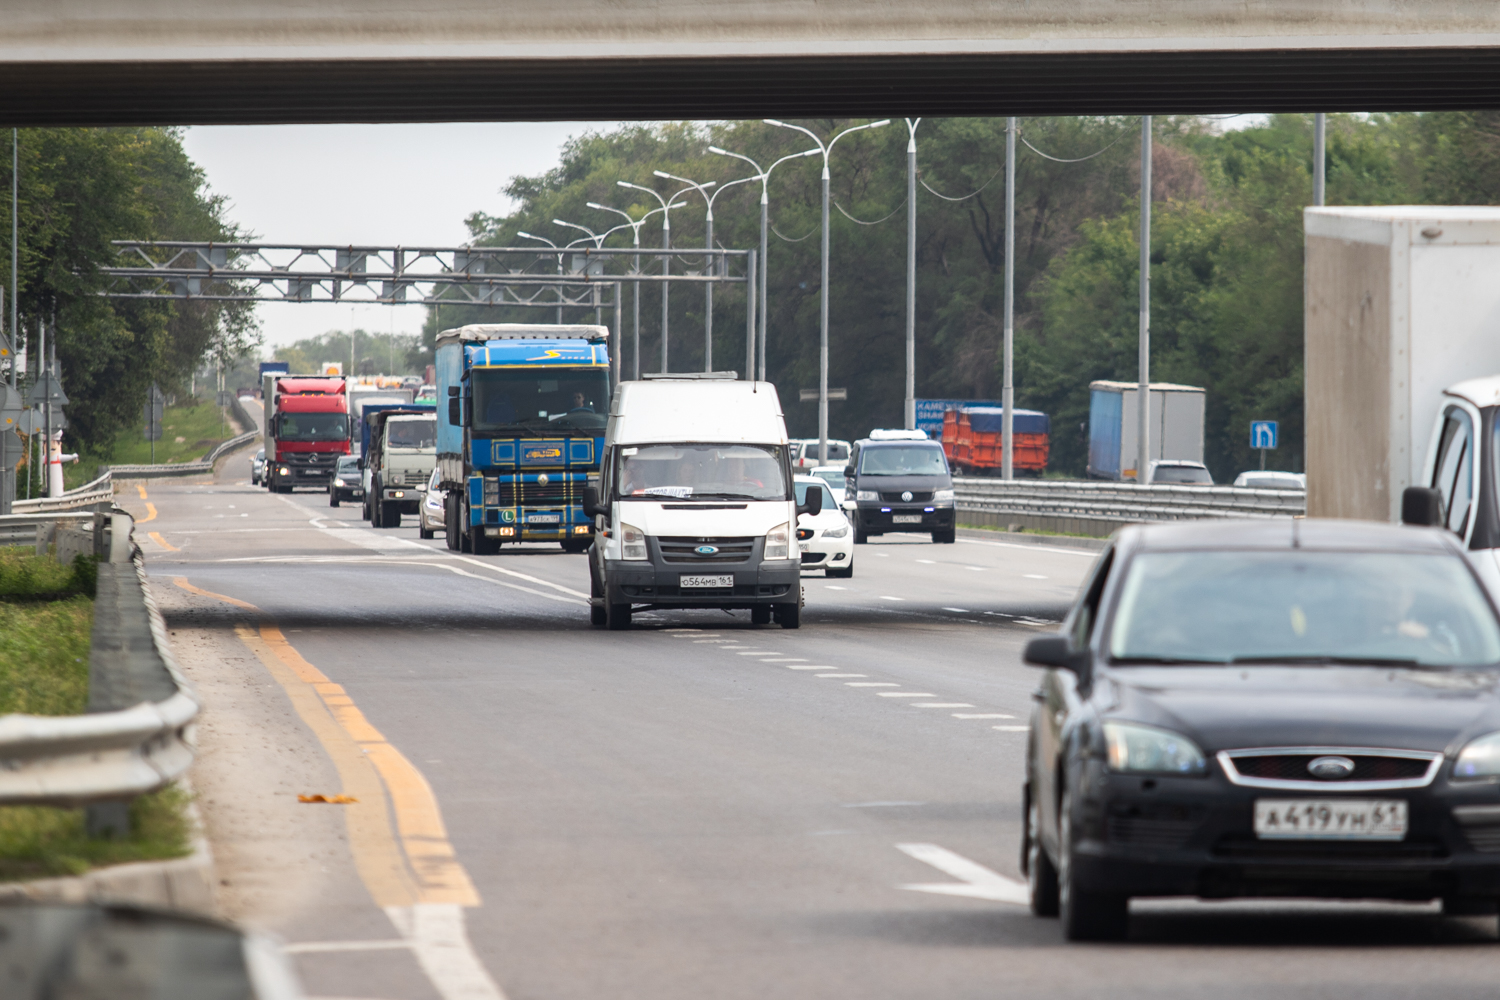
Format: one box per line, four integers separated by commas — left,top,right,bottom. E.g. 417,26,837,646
13,470,115,514
953,477,1306,529
0,511,200,806
106,428,258,479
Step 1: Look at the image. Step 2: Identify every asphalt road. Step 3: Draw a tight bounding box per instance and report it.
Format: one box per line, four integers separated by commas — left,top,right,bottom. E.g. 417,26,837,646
132,447,1500,1000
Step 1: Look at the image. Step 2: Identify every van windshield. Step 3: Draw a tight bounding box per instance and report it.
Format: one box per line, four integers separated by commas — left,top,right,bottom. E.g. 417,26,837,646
859,445,947,475
387,418,436,449
616,443,789,501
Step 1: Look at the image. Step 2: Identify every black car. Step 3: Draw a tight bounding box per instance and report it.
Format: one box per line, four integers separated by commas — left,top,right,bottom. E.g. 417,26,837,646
845,434,955,544
328,455,364,507
1023,518,1500,940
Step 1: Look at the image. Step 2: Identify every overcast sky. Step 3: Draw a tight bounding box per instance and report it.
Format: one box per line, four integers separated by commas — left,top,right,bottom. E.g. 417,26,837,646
182,122,614,350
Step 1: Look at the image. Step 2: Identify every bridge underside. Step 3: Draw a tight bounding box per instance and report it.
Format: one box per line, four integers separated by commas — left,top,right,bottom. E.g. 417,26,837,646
5,47,1500,125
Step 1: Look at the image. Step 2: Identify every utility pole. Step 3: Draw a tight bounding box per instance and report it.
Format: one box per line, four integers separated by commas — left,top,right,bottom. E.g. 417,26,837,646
1138,116,1153,486
1002,118,1016,481
1313,114,1327,207
905,119,919,431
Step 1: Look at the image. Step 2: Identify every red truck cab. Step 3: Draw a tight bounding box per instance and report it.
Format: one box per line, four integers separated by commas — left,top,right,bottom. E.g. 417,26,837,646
263,376,350,492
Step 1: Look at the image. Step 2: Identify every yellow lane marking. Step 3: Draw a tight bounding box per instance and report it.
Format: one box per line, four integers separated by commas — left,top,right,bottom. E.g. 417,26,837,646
136,484,148,499
140,503,158,523
148,531,179,552
172,577,480,908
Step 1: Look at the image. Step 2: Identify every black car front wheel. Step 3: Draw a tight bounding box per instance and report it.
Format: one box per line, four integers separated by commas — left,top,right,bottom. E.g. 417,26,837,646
1058,788,1128,941
1025,787,1060,917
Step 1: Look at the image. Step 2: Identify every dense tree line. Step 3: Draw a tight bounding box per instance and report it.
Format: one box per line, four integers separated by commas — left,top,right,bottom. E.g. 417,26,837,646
0,127,256,458
271,328,425,379
427,111,1500,481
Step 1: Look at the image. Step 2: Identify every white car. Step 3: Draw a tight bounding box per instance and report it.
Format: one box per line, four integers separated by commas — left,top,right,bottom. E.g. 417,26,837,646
1146,459,1213,485
795,476,854,578
419,466,447,540
810,464,857,516
792,439,851,472
1232,470,1306,490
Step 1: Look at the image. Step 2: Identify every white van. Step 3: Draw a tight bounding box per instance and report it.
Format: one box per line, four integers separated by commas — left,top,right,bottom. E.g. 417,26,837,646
584,374,822,630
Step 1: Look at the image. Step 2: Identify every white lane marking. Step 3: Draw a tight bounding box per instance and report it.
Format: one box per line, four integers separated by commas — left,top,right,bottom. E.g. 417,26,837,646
285,940,411,954
877,692,938,698
786,664,838,670
817,673,866,678
942,607,970,613
756,657,808,662
984,611,1014,618
964,566,985,572
896,843,1028,904
879,595,906,602
1023,574,1048,580
915,559,936,564
993,725,1031,732
953,713,1016,720
693,639,735,644
846,682,899,687
663,628,702,633
956,537,1099,557
912,703,974,708
873,552,889,557
214,556,584,605
824,585,848,590
385,904,507,1000
735,651,777,656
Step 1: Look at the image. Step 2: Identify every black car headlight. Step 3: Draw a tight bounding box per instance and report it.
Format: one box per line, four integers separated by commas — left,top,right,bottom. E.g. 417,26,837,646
1103,721,1207,776
1454,732,1500,780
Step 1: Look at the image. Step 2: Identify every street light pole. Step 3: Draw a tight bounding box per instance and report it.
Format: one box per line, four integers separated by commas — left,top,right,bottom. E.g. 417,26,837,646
765,119,891,463
905,119,920,431
1003,117,1016,481
588,201,679,381
653,171,718,371
516,231,565,324
1138,116,1153,487
618,181,697,373
708,145,820,381
1313,113,1327,207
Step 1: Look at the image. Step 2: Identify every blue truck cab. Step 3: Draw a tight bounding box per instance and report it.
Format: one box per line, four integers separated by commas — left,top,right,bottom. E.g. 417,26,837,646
435,324,611,555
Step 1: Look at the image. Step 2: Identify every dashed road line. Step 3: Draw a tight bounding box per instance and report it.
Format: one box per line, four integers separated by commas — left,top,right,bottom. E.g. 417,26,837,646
877,692,937,698
846,682,899,687
912,702,973,708
953,713,1016,720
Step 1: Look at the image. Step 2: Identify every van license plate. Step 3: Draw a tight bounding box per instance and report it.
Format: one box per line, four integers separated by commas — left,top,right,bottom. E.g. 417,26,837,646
892,514,923,524
681,574,734,589
1253,799,1407,840
527,513,561,523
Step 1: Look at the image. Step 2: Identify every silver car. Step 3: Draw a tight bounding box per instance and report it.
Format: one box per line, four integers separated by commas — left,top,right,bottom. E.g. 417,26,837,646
251,448,266,486
419,466,446,540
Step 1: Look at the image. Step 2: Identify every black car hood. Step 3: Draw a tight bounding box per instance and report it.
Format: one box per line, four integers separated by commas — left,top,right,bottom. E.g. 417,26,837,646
1102,665,1500,755
853,473,952,492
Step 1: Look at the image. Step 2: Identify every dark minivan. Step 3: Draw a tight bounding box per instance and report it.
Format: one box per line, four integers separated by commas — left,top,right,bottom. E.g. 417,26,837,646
845,431,956,544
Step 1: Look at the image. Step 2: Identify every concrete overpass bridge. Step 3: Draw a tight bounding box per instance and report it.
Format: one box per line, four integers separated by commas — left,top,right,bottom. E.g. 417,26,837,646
3,1,1500,124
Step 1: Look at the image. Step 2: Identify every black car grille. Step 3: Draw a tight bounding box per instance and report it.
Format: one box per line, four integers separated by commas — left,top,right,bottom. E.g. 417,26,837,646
487,479,575,507
1212,836,1448,861
657,537,756,564
879,490,933,502
1106,803,1202,850
1229,754,1431,783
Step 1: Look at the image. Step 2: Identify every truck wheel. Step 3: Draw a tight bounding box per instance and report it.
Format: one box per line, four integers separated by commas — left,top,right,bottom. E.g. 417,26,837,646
750,606,772,626
381,501,401,528
445,497,462,551
774,601,801,629
589,571,608,626
329,492,340,508
471,527,498,555
932,528,956,544
605,601,632,630
854,525,868,545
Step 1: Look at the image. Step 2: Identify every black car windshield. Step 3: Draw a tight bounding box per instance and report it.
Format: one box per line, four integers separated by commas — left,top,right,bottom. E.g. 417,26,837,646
859,445,947,475
387,418,436,448
471,367,609,433
1109,551,1500,669
276,412,349,442
336,457,359,472
617,443,788,500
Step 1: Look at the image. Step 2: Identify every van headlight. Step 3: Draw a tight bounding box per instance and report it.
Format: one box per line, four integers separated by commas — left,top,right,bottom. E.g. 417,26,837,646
620,522,647,560
856,490,878,502
1455,732,1500,780
764,522,790,560
933,488,955,505
1103,721,1207,776
823,524,849,538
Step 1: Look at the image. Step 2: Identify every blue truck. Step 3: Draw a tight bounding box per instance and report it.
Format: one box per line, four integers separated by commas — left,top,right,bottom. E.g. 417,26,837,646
435,324,611,555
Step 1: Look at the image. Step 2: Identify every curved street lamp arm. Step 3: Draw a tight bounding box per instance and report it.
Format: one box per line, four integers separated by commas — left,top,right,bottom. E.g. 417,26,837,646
764,120,825,156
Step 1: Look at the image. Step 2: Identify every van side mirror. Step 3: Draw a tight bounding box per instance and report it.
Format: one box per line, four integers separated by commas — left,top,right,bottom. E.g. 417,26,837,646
448,397,464,426
1023,633,1089,676
582,487,606,519
1402,486,1444,527
797,488,823,518
447,385,460,397
843,465,855,478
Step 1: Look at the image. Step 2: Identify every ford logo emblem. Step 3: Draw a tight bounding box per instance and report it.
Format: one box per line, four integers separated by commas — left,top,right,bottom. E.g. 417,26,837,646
1307,755,1356,780
695,545,719,555
901,490,913,502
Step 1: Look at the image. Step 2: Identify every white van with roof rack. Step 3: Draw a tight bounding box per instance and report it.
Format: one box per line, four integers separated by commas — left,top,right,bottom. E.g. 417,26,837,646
583,373,822,630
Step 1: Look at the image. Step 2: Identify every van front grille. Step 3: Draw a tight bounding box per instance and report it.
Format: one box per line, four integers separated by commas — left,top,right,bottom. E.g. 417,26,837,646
657,537,756,564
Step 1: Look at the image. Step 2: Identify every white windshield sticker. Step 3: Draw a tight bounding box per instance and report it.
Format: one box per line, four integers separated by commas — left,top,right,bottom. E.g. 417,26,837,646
640,486,693,497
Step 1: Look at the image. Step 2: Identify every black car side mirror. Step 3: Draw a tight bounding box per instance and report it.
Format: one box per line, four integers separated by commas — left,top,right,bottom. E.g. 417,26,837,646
1024,633,1090,676
1402,486,1444,527
797,488,823,518
843,465,855,478
582,486,606,519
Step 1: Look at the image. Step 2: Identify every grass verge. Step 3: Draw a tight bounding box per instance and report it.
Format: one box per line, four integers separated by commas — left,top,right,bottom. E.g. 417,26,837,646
958,522,1109,541
0,786,193,881
0,593,92,716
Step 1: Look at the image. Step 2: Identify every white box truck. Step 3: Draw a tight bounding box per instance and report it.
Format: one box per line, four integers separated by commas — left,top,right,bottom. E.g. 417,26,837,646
583,374,821,630
1087,381,1206,481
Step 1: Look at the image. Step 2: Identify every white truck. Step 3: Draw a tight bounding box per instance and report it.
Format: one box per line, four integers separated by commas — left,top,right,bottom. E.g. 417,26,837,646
583,374,822,630
1305,206,1500,593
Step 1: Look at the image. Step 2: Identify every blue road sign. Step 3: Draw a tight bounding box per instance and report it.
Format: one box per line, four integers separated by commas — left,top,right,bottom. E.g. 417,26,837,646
1251,420,1278,450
